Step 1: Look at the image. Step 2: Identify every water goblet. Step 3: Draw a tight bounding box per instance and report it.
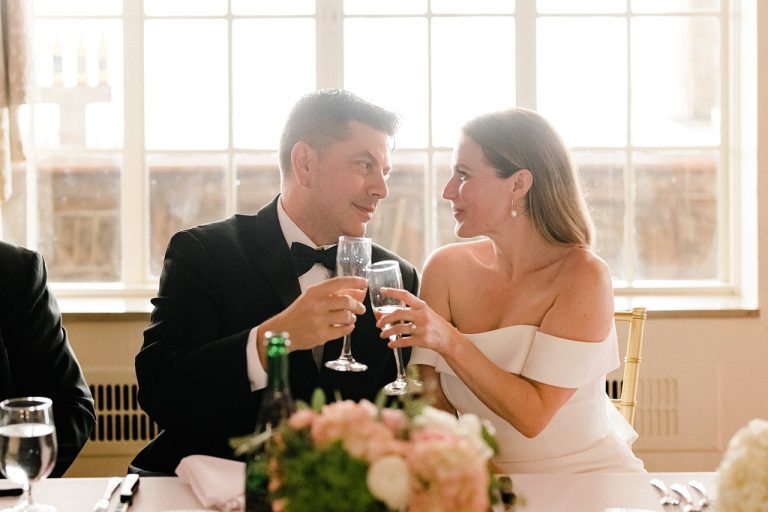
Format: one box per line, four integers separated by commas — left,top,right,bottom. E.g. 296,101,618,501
0,397,57,512
324,235,371,372
367,260,411,395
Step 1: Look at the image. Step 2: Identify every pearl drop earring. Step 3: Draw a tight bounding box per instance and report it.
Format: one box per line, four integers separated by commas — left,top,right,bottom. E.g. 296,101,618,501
510,199,518,218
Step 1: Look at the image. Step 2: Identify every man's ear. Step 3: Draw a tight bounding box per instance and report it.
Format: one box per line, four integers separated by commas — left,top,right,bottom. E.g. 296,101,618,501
290,141,313,187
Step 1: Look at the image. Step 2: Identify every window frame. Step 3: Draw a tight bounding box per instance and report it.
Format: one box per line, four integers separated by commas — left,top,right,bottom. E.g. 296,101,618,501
18,0,755,310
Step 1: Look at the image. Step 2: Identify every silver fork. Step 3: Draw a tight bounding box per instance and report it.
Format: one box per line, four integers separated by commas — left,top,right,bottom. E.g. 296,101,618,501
650,479,680,509
670,483,699,512
688,480,713,510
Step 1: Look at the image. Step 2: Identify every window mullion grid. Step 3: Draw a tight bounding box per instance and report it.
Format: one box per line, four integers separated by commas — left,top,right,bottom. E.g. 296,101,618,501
624,6,637,289
226,5,235,216
720,0,734,287
122,0,147,287
317,0,343,89
516,0,537,109
426,2,436,255
25,115,40,250
732,0,758,303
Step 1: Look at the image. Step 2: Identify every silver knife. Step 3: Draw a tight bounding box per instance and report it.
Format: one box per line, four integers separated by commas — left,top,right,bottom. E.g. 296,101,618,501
92,477,122,512
115,474,140,512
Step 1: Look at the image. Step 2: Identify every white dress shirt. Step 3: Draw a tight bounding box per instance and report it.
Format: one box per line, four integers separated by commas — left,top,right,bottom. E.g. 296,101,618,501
245,199,333,391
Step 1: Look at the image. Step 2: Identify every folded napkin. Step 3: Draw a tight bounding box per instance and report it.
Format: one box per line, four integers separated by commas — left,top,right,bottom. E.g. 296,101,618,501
176,455,246,511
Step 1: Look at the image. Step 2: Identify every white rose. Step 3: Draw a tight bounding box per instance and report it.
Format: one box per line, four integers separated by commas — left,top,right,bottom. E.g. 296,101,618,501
367,455,410,511
415,406,462,434
717,418,768,512
414,408,496,460
458,413,495,459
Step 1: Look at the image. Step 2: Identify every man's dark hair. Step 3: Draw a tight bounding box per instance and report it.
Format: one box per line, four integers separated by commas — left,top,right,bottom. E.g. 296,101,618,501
278,89,400,176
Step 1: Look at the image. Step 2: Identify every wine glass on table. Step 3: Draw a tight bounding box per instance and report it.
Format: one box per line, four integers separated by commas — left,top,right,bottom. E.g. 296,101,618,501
0,397,57,512
367,260,412,396
324,236,371,372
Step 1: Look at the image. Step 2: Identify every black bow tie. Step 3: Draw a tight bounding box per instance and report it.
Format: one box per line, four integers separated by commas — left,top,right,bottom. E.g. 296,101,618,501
290,242,337,277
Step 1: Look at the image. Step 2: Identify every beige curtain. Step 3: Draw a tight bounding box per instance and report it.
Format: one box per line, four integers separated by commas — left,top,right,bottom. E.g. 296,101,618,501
0,0,33,234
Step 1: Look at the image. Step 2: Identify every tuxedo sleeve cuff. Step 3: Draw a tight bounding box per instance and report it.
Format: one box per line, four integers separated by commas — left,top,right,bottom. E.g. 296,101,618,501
246,327,268,391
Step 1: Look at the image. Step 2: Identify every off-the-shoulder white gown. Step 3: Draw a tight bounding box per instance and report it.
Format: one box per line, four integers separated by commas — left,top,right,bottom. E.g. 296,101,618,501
410,325,645,473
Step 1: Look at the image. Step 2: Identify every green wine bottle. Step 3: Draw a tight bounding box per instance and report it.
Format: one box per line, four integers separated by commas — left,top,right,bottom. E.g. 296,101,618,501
246,331,296,512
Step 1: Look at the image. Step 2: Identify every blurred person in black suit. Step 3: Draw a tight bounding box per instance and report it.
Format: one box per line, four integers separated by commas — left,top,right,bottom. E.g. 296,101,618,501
133,89,419,475
0,240,96,477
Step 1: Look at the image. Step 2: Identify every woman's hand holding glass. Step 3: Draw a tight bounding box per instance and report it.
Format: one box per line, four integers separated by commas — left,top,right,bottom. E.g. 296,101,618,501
367,260,411,395
0,397,57,512
374,287,454,354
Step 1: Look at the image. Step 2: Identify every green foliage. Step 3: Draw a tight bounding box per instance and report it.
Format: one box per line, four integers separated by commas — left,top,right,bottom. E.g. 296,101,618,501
399,388,426,422
482,423,500,456
272,427,387,512
230,383,502,512
230,429,271,457
374,388,388,413
495,475,522,509
311,388,327,412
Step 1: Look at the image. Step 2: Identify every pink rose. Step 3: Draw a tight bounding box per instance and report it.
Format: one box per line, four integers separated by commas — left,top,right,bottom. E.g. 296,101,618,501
287,409,317,430
407,432,489,512
381,408,408,435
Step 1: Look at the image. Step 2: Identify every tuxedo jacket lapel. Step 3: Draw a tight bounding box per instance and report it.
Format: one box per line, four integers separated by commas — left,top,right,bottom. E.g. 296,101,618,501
237,196,301,309
235,197,320,385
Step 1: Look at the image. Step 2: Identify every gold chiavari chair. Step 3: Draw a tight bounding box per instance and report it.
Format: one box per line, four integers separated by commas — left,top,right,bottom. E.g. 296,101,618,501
612,307,648,427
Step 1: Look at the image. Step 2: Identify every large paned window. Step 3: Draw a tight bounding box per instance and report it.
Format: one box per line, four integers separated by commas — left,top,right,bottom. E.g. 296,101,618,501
1,0,754,301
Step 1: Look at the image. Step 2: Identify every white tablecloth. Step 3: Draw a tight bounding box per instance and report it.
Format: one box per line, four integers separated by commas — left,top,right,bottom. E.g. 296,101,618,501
509,472,716,512
0,477,208,512
0,472,717,512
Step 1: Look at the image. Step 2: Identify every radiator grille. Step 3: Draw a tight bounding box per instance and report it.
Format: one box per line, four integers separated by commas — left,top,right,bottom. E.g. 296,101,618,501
88,381,158,444
69,372,159,474
635,377,679,438
606,376,680,439
606,378,622,400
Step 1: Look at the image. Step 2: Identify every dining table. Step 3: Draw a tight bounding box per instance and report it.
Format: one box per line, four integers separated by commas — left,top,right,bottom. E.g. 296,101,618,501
0,472,717,512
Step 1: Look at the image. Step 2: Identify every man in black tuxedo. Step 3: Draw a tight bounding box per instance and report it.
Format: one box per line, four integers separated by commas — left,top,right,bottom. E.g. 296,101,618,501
132,90,419,475
0,241,96,477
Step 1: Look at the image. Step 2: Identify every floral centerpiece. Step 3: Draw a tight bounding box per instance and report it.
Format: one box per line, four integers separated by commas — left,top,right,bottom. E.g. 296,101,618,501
716,418,768,512
233,390,504,512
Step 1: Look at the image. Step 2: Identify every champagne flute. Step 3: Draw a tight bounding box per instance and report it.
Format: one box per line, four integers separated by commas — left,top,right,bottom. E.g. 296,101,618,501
324,236,371,372
367,260,409,395
0,397,57,512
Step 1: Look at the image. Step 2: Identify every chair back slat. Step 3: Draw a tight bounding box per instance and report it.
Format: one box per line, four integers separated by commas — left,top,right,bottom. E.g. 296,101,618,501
611,307,647,427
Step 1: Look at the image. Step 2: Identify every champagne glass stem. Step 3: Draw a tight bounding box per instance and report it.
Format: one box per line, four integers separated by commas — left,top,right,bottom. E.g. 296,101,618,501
340,334,353,359
23,483,31,508
392,343,407,386
382,330,408,395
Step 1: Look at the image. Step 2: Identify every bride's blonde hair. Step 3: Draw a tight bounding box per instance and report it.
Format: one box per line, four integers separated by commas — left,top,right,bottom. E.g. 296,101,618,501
462,107,594,248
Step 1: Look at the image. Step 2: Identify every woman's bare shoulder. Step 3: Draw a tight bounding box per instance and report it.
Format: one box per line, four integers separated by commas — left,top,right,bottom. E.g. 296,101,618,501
424,239,489,269
559,247,612,287
541,248,614,341
421,240,488,298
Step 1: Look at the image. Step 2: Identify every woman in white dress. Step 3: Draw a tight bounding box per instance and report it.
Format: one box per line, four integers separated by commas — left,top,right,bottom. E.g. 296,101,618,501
377,108,645,473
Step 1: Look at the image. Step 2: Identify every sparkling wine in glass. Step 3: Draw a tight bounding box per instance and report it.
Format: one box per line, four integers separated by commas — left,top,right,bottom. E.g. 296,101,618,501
324,235,371,372
0,397,57,512
367,260,411,395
